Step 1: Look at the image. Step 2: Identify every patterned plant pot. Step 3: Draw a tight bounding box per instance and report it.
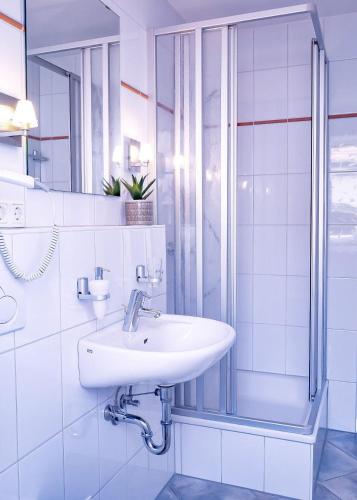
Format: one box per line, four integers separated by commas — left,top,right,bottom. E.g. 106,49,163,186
125,200,154,226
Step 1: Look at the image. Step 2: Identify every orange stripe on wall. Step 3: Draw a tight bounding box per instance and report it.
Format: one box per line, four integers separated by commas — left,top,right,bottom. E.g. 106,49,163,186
0,12,24,31
237,112,357,127
121,81,149,100
28,135,69,141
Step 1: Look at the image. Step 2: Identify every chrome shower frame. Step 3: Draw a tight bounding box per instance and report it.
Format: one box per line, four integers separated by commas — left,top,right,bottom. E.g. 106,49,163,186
152,3,328,434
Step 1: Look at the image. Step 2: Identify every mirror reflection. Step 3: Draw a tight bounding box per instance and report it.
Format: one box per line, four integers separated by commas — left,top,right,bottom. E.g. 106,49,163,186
25,0,120,194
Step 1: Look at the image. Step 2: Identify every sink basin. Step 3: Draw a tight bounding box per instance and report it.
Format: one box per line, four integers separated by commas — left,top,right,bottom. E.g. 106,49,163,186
78,314,236,388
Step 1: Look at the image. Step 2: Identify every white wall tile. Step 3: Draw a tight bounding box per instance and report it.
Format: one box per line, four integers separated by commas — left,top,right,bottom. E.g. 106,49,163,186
13,231,61,347
61,321,98,427
123,228,149,300
254,175,287,225
16,335,62,457
328,380,357,432
59,230,96,330
237,225,253,274
237,274,253,323
237,72,254,122
0,464,19,500
222,431,264,490
253,225,287,275
327,329,357,383
288,121,311,174
237,27,253,73
95,228,124,314
63,410,100,500
0,2,23,21
254,24,287,70
19,433,64,500
236,323,253,370
329,172,357,225
286,326,309,377
253,324,285,374
237,176,253,225
125,448,155,500
288,65,311,118
288,173,311,224
253,275,286,325
288,20,314,66
0,351,17,472
329,59,357,115
328,225,357,278
287,225,310,276
329,118,357,173
181,424,221,482
0,331,14,354
254,68,287,121
254,124,287,175
63,193,95,226
94,196,123,226
328,278,357,331
286,276,310,327
98,401,126,488
100,466,127,500
237,126,253,175
25,190,64,227
265,438,312,499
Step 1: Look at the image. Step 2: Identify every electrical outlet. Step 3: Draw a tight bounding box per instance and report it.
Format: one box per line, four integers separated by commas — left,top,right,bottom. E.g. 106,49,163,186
0,202,25,227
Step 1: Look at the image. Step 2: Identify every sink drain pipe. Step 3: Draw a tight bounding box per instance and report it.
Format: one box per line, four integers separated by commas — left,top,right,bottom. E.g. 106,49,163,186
104,385,173,456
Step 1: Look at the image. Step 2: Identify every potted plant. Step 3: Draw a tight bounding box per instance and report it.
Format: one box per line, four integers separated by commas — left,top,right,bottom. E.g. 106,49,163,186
121,174,156,225
102,176,121,196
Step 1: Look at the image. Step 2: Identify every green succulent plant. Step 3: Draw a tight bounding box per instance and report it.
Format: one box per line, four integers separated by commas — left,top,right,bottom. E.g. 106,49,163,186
121,174,156,200
102,176,121,196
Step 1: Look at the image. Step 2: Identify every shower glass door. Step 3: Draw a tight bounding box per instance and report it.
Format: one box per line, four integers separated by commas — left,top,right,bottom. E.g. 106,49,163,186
155,13,327,428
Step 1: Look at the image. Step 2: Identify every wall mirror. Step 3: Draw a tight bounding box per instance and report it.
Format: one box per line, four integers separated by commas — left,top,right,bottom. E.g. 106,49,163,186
25,0,120,194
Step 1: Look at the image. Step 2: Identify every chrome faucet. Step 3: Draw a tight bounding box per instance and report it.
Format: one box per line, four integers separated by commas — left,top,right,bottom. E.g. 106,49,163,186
123,289,161,332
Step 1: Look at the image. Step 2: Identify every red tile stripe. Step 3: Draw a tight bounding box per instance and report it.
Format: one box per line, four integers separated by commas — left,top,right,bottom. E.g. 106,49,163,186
121,81,149,100
237,113,357,127
28,135,69,141
237,116,312,127
329,112,357,120
157,102,174,115
0,12,24,31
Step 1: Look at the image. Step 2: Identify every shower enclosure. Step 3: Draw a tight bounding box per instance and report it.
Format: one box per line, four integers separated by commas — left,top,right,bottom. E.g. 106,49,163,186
154,4,327,433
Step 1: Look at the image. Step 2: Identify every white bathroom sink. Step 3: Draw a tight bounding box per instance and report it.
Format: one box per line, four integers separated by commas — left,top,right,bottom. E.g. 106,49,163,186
78,314,236,388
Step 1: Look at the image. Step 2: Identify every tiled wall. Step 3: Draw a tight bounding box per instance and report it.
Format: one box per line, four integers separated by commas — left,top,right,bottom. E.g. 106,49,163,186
0,207,172,499
174,422,316,500
325,12,357,432
0,1,176,498
235,18,313,415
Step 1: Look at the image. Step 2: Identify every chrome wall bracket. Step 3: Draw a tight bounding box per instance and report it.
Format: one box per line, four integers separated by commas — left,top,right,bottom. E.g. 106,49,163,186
77,277,110,301
136,264,163,286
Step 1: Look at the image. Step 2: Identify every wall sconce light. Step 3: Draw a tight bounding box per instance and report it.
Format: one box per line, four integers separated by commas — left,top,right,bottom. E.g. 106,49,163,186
140,143,152,168
112,145,122,164
0,93,38,147
12,99,38,130
124,137,152,172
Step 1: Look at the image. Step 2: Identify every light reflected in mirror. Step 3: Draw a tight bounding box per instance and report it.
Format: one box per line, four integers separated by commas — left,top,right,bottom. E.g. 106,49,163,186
25,0,120,194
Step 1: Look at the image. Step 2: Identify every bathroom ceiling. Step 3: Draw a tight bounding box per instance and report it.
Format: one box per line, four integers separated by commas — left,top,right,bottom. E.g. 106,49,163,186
166,0,357,22
26,0,119,49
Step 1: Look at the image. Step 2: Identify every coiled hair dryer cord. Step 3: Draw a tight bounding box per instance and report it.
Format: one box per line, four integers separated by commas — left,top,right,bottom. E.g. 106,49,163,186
0,181,59,281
